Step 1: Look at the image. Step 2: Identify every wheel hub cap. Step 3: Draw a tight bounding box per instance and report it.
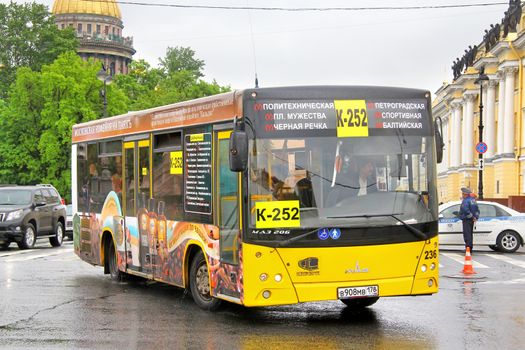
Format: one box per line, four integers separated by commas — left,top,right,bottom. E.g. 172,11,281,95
196,264,210,297
26,228,35,246
502,234,517,250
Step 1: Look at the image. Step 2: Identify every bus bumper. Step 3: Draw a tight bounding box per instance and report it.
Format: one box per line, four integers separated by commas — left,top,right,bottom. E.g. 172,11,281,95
241,238,439,307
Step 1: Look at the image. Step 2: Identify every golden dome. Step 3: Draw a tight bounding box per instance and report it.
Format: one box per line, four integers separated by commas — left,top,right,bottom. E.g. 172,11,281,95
52,0,122,19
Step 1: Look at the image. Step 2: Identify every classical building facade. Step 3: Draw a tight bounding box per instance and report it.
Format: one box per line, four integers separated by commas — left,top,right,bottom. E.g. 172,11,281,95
51,0,135,74
433,1,525,203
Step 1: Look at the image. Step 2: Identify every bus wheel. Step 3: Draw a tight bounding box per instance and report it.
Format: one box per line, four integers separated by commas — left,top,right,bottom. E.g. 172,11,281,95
107,238,125,281
190,251,222,311
341,297,379,308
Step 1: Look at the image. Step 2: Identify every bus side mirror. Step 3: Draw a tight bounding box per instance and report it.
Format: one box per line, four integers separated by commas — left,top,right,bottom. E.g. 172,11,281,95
229,130,248,172
434,117,444,164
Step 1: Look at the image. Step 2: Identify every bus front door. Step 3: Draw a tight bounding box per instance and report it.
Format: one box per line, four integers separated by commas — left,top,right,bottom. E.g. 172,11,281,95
215,130,241,299
123,139,152,275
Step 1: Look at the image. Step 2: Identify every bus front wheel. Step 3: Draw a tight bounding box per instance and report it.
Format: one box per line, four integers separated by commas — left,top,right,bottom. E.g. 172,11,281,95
107,238,125,281
341,297,379,308
190,251,222,311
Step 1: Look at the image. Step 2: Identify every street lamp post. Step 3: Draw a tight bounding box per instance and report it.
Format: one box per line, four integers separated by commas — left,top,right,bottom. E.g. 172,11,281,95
474,66,489,199
96,65,112,118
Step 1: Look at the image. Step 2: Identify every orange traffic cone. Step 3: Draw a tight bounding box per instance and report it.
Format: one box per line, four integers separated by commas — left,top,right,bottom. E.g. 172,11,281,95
462,247,476,275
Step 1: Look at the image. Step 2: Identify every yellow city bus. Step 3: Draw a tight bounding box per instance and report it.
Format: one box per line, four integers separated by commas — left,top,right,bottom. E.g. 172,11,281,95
71,86,443,311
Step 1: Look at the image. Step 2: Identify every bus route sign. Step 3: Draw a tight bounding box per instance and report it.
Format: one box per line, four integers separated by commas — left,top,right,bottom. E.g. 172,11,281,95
475,142,488,154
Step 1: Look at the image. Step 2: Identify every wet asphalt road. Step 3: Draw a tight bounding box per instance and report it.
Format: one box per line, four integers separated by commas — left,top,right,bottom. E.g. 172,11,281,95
0,241,524,350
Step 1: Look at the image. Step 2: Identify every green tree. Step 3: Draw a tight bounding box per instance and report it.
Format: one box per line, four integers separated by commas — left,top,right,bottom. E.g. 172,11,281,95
159,46,204,78
0,52,127,200
115,46,230,110
0,2,77,97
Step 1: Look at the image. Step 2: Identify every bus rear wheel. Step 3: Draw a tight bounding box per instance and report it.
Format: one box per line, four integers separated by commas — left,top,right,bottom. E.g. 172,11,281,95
190,251,221,311
341,297,379,308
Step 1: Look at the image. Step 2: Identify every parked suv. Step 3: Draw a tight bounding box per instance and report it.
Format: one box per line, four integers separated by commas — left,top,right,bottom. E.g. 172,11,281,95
0,184,67,249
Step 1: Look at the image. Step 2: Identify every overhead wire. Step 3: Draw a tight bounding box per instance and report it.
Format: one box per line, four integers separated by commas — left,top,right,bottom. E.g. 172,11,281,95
84,1,508,12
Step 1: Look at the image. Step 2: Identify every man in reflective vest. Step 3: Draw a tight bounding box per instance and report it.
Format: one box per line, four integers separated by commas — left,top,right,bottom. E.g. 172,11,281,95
459,187,480,252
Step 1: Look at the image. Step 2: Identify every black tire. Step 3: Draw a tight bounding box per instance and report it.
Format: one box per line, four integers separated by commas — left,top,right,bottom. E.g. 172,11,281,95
17,223,36,249
341,297,379,308
496,231,521,253
189,251,222,311
107,238,125,281
0,241,10,250
49,222,64,247
488,245,498,252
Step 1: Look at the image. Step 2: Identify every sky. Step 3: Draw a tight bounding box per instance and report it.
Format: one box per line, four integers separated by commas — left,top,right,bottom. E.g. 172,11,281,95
2,1,514,95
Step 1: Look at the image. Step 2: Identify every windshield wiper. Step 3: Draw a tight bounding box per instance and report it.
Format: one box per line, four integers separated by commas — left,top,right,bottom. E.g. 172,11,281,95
327,213,427,240
275,227,320,247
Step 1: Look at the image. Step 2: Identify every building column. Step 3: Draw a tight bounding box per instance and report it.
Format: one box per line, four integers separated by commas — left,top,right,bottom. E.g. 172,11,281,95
497,72,505,155
485,80,497,159
503,67,517,156
443,115,450,170
462,94,475,166
451,102,462,168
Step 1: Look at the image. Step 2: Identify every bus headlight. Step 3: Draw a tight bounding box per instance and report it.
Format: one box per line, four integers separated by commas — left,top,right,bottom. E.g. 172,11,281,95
262,290,271,299
428,279,434,287
274,274,282,282
430,263,436,271
421,264,427,273
259,273,268,281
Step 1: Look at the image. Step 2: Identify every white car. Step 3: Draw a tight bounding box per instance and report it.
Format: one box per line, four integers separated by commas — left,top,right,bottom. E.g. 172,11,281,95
439,201,525,253
65,204,73,239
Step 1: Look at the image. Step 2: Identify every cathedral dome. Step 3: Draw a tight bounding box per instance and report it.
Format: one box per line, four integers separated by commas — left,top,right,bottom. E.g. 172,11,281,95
52,0,121,19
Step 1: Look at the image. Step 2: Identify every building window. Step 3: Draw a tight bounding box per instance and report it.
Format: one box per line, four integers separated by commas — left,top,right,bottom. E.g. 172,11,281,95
77,23,82,34
96,24,100,34
112,27,116,35
87,23,92,34
497,180,500,194
105,26,109,35
61,24,65,29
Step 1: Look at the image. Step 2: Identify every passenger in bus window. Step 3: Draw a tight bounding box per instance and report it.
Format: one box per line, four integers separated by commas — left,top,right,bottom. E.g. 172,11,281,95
89,162,98,176
111,157,122,194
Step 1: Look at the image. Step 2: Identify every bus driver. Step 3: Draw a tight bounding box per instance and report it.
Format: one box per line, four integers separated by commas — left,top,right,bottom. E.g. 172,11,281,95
327,155,378,206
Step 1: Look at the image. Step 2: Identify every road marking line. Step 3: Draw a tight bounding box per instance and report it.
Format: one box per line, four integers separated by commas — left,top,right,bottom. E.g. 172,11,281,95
440,252,489,268
49,255,78,262
4,250,71,262
0,249,37,257
487,254,525,269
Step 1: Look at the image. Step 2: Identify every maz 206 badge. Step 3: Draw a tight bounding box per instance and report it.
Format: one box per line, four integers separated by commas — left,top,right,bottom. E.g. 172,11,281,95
255,200,300,229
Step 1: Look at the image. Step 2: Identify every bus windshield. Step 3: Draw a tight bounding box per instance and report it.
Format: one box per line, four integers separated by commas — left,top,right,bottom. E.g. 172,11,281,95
248,133,437,229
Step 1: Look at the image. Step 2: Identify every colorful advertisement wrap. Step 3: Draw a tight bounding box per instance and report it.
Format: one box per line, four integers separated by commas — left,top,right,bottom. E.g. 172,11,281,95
250,99,431,138
73,191,243,302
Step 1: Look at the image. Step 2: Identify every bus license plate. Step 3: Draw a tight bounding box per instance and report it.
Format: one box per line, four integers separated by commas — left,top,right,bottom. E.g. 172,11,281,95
337,285,379,299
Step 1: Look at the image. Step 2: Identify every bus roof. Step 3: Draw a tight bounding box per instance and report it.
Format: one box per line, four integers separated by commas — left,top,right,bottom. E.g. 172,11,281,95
72,85,431,143
72,90,242,143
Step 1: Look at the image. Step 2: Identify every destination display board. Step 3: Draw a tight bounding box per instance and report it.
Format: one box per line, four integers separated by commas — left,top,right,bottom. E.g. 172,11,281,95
184,133,212,214
249,99,430,138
